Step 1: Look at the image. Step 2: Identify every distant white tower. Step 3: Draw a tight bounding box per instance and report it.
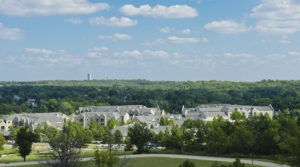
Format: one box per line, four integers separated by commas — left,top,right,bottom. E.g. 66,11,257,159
88,73,92,81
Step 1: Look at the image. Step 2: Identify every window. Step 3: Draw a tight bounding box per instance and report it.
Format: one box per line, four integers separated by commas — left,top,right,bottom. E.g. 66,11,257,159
100,118,105,125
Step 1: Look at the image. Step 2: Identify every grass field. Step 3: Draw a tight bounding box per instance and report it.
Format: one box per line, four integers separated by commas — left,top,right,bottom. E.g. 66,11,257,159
0,144,102,163
0,145,262,167
130,157,228,167
0,149,51,163
2,157,262,167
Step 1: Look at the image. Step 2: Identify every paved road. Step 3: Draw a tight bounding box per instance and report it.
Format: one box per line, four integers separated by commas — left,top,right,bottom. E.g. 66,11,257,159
0,154,289,167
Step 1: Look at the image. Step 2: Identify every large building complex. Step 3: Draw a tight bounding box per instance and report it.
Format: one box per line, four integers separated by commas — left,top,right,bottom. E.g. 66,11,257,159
0,112,70,136
1,104,274,138
182,104,274,121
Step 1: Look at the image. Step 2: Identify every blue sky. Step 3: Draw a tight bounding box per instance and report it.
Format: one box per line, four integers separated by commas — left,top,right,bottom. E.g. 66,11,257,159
1,0,300,81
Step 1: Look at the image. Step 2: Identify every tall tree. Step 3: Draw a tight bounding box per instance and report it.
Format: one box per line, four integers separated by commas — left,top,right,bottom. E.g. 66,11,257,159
246,114,279,155
48,121,92,167
0,133,5,150
89,120,107,141
114,129,124,145
8,125,20,140
169,125,183,150
128,123,152,153
279,128,300,166
228,125,254,154
206,118,229,154
15,127,39,161
230,110,245,123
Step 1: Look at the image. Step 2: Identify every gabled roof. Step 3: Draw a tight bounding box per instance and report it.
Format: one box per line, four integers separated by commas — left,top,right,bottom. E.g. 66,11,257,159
3,112,69,129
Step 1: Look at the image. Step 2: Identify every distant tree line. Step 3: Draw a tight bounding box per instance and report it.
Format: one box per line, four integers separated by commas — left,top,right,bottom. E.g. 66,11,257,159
1,80,300,114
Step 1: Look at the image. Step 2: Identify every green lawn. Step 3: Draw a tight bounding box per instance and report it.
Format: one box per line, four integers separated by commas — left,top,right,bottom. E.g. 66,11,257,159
3,157,262,167
0,150,52,163
0,146,262,167
130,157,225,167
0,148,96,163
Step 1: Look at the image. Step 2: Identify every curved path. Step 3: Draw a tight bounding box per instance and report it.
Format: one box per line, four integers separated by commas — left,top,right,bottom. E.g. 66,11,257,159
0,154,289,167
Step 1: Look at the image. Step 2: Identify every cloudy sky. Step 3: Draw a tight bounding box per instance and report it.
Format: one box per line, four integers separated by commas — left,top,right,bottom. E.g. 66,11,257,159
1,0,300,81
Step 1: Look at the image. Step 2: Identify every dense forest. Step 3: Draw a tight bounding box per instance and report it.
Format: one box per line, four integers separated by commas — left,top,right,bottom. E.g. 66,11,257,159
1,79,300,115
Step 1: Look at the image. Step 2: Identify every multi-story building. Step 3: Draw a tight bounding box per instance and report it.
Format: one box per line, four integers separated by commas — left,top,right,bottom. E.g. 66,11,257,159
182,104,274,121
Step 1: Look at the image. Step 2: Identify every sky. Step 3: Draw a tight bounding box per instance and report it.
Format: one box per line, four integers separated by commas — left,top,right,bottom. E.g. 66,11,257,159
1,0,300,81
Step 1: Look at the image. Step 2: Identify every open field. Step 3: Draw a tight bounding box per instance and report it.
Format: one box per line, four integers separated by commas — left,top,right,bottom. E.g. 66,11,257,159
0,144,286,167
1,157,262,167
0,144,112,163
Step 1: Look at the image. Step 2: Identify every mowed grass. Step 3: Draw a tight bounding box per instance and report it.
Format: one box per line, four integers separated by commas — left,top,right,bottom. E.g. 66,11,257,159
5,157,262,167
0,150,52,163
128,157,261,167
130,157,224,167
0,145,97,163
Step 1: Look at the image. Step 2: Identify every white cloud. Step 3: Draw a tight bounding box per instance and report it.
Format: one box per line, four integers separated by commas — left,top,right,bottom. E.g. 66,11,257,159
25,48,65,55
114,50,169,58
204,20,251,34
20,48,83,65
142,39,165,46
89,16,137,27
181,29,192,34
251,0,300,35
168,36,208,43
224,53,255,58
255,20,300,35
35,54,82,64
288,51,300,56
278,39,291,44
99,33,132,40
0,0,109,16
160,27,192,34
87,47,109,58
117,50,142,58
168,36,198,43
160,27,173,33
265,53,286,60
223,52,263,65
0,22,23,40
199,37,209,43
65,18,83,24
143,50,169,58
120,4,198,18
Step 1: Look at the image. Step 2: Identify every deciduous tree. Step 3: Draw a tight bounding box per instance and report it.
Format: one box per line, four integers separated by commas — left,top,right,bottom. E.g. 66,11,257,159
0,133,5,150
128,123,152,153
15,127,39,161
48,121,92,167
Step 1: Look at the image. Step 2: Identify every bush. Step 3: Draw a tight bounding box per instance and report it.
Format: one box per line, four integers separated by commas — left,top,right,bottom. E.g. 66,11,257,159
179,160,196,167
